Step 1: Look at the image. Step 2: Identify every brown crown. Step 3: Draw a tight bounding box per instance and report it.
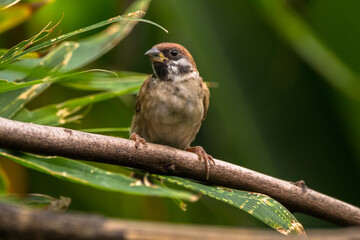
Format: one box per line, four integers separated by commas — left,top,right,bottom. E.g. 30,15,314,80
153,42,197,69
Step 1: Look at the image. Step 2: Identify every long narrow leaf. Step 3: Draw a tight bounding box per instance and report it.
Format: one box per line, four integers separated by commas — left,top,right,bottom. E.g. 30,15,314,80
0,0,21,9
61,0,152,72
59,72,147,91
0,42,79,118
79,128,129,133
0,194,71,211
0,16,62,62
13,85,141,125
0,49,40,59
0,0,154,120
0,168,8,195
157,175,306,236
0,69,128,93
0,58,40,83
0,11,167,67
0,151,194,200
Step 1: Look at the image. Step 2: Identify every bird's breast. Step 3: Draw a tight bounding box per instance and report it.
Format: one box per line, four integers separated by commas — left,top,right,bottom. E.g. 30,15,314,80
145,80,203,122
141,80,204,149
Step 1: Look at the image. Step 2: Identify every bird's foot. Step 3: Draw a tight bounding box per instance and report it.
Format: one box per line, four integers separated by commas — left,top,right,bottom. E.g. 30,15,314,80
130,133,147,149
186,146,215,180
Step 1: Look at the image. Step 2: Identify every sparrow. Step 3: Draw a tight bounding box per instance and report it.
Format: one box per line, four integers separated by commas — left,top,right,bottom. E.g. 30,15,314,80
130,42,215,179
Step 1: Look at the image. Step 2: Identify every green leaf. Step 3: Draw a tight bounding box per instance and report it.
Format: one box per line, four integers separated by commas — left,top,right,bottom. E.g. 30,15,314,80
13,84,141,125
79,128,129,133
0,42,79,118
0,0,20,9
0,151,194,200
0,10,167,67
0,194,71,211
0,0,154,120
0,74,61,94
0,69,124,94
0,58,40,82
0,16,62,62
157,175,306,236
59,71,147,91
0,49,40,59
0,169,8,196
61,0,152,72
150,176,189,211
76,128,130,138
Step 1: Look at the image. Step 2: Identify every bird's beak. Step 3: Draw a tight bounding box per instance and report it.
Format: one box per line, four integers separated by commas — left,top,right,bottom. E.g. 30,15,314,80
145,47,168,62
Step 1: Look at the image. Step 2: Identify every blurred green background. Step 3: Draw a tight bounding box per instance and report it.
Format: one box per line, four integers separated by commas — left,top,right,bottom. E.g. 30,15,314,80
1,0,360,229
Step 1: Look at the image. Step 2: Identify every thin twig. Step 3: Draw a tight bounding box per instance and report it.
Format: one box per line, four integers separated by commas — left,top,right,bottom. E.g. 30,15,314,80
0,117,359,226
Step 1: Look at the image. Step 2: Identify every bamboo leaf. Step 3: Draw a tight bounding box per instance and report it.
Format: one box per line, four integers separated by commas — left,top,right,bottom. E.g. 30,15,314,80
0,194,71,211
0,42,79,118
0,151,195,200
0,58,40,82
79,128,129,133
59,71,147,91
76,128,130,138
0,49,40,59
0,9,167,67
13,85,141,125
0,0,21,10
0,15,62,62
0,69,125,93
157,175,306,236
0,168,8,195
61,0,152,72
0,0,155,120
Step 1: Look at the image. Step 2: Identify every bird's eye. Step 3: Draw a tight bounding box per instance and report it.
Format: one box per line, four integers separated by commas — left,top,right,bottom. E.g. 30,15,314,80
170,49,178,56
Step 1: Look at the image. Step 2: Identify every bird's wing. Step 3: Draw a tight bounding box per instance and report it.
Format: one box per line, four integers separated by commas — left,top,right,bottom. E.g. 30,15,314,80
202,80,210,120
135,75,152,112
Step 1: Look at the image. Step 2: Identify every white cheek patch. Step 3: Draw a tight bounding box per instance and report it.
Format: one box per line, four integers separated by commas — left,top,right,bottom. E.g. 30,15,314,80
172,58,190,66
168,58,194,77
169,65,179,74
172,70,199,82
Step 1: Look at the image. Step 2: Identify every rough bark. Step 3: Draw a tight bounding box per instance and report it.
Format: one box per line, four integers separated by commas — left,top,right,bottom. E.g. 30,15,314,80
0,117,359,226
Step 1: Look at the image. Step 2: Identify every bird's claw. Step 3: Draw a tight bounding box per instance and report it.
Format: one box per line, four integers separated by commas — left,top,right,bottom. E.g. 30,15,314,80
186,146,215,180
130,133,147,149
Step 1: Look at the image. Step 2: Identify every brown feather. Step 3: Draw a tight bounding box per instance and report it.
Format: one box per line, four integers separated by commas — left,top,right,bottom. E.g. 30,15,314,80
154,42,197,69
130,43,210,150
135,75,152,112
202,81,210,120
131,43,214,179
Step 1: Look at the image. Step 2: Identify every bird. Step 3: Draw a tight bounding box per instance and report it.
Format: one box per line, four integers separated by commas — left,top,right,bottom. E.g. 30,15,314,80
130,42,215,179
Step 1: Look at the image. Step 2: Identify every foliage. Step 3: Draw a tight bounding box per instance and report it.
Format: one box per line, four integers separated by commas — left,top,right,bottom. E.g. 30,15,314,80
0,193,71,211
0,168,7,195
0,152,194,200
0,0,310,235
157,175,305,236
3,0,359,233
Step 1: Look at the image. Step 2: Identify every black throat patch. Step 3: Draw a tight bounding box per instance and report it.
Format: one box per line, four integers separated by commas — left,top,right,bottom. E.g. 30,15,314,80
153,62,169,80
153,61,193,81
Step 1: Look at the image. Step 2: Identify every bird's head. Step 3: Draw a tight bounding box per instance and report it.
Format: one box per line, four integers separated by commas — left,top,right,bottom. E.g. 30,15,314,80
145,43,198,81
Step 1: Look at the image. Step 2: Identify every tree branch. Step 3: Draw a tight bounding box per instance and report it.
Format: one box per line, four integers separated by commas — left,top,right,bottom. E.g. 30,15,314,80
0,117,359,226
1,203,359,240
